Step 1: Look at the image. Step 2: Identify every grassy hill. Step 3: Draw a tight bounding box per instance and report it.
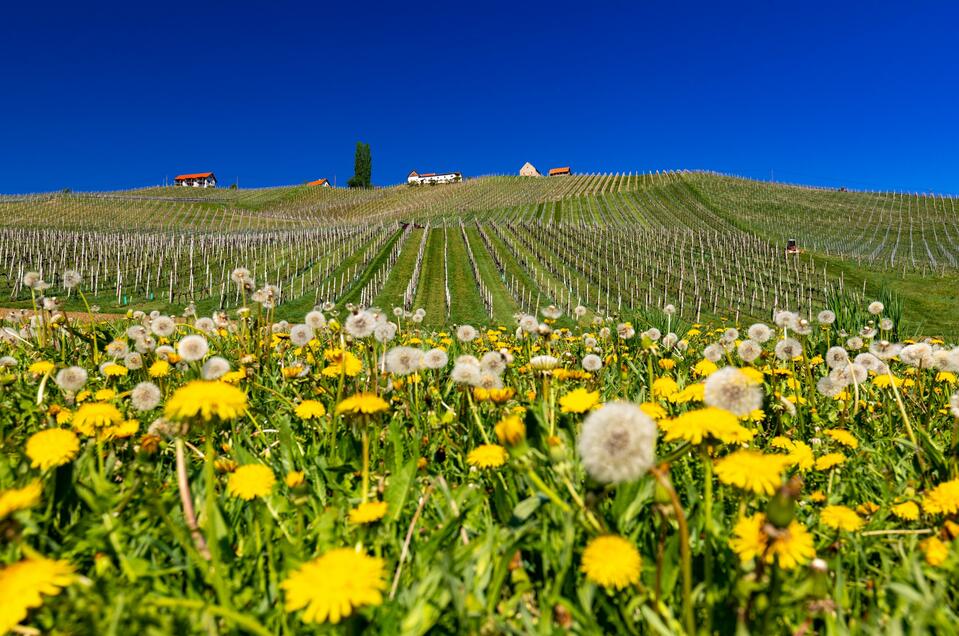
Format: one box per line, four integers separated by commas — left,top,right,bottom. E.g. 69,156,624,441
1,171,956,334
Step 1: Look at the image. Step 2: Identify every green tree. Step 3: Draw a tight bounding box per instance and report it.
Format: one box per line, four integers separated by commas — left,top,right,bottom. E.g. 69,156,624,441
348,142,372,188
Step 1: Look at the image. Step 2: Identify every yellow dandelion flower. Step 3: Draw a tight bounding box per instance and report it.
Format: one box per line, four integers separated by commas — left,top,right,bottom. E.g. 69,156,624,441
335,393,389,416
820,505,864,532
856,501,879,516
285,471,305,488
102,419,139,441
580,535,642,590
814,453,847,471
466,444,508,469
102,363,128,377
808,490,826,503
321,349,363,378
55,409,73,425
148,360,171,378
785,440,815,471
0,556,75,634
295,400,327,420
26,428,80,470
0,481,42,519
494,415,526,446
349,501,389,524
741,367,765,384
669,383,706,404
715,450,790,496
28,361,55,375
730,514,815,570
559,388,600,414
165,381,248,422
920,537,950,567
923,479,959,516
93,388,116,401
651,377,679,398
658,358,676,370
661,407,755,445
227,464,276,500
639,402,667,420
935,371,956,384
892,501,920,521
824,429,858,449
281,548,386,624
71,402,123,436
221,369,246,384
693,358,718,377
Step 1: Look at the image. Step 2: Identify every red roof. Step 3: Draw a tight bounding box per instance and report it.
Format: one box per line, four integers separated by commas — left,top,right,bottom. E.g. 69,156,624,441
174,172,214,181
548,166,571,176
307,178,329,186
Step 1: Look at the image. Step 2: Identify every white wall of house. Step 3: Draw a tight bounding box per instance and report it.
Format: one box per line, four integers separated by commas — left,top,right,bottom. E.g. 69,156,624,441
408,172,462,185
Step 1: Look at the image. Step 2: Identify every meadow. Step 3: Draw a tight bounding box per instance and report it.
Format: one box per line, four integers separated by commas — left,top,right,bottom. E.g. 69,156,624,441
1,173,958,634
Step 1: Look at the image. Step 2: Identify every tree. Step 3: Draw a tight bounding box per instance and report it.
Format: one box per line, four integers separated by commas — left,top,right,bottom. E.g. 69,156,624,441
348,142,372,188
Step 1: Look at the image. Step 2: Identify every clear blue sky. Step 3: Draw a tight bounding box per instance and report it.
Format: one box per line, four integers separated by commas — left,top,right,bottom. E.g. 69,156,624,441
2,1,957,194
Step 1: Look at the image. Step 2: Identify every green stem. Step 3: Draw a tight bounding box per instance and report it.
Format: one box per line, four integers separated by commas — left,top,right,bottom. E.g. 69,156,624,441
525,469,571,513
203,432,233,609
652,467,694,636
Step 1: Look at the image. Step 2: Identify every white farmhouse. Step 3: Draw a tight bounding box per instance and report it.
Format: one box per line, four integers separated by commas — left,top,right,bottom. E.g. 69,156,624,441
519,162,541,177
407,170,462,186
174,172,217,188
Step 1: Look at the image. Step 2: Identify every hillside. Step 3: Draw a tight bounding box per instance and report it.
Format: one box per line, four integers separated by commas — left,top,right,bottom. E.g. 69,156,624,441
1,171,957,334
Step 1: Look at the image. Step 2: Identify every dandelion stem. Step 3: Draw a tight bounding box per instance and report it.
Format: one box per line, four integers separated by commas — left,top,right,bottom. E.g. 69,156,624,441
525,469,571,513
651,466,695,636
174,438,211,561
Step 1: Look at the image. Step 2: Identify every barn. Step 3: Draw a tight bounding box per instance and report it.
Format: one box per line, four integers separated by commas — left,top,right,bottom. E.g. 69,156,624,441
408,170,462,185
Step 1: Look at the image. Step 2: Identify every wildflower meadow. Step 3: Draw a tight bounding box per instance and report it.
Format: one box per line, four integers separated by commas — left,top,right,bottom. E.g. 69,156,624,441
1,265,958,634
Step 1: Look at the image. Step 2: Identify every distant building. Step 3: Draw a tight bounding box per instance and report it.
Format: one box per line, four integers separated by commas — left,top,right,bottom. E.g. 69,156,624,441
307,178,331,187
519,162,541,177
407,170,462,185
174,172,217,188
548,166,571,177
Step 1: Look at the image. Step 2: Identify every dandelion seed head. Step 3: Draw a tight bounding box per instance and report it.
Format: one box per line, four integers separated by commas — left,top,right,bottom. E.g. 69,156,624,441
124,352,144,370
817,310,836,325
305,311,326,330
737,340,762,363
194,317,216,334
202,356,231,380
345,311,375,338
55,366,88,393
456,324,478,342
289,324,314,347
577,402,656,484
704,366,763,416
385,346,422,376
518,315,538,334
748,323,773,343
62,270,82,289
582,353,603,372
374,322,398,343
451,362,481,385
703,343,725,363
480,351,507,376
177,335,209,362
131,381,162,411
422,348,449,369
775,338,803,360
616,323,635,339
826,346,849,369
900,343,933,368
573,305,588,318
151,315,176,337
867,301,884,315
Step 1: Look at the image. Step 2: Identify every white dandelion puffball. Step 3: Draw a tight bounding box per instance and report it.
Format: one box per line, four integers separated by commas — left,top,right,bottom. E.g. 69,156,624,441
289,324,314,347
582,353,603,372
817,310,836,325
194,317,216,334
577,402,657,484
518,315,539,333
703,367,763,417
344,311,375,338
385,346,423,376
774,338,802,360
177,335,209,362
529,355,559,371
737,340,762,363
480,351,508,376
451,362,481,385
422,348,449,370
305,311,326,330
151,315,176,338
131,382,162,412
747,323,773,343
55,366,88,393
456,324,478,342
825,346,849,369
202,356,231,380
867,301,884,315
62,270,82,289
703,343,724,363
374,322,398,343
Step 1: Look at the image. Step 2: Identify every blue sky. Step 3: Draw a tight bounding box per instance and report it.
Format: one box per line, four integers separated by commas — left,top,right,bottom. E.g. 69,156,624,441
1,1,957,194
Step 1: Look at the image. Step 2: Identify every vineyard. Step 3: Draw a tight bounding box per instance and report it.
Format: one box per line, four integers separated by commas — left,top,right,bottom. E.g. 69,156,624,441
1,171,957,333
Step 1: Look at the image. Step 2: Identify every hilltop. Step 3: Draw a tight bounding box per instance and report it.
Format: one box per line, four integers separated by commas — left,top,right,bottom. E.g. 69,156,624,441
0,171,956,334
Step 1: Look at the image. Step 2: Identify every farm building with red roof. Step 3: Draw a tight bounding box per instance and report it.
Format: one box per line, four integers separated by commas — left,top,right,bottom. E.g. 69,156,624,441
174,172,217,188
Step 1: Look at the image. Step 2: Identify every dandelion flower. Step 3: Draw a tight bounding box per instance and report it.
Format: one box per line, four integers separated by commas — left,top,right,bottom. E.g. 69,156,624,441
281,548,386,624
28,360,55,376
130,381,162,412
335,393,389,416
923,479,959,516
580,535,642,590
422,348,449,369
456,324,478,342
151,315,176,337
774,338,803,361
289,324,314,347
321,349,363,377
285,471,305,488
892,501,920,521
824,429,858,449
26,428,80,469
577,402,656,484
295,400,326,420
149,359,171,378
165,381,248,422
920,537,950,567
582,353,603,372
344,311,376,338
661,407,755,445
560,388,600,414
867,301,884,315
72,402,122,436
715,450,790,496
227,464,276,500
529,355,559,371
817,310,836,325
0,481,42,519
466,444,509,469
349,501,388,524
0,556,75,634
814,453,846,471
731,514,814,570
747,323,773,343
494,415,526,445
820,505,863,532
